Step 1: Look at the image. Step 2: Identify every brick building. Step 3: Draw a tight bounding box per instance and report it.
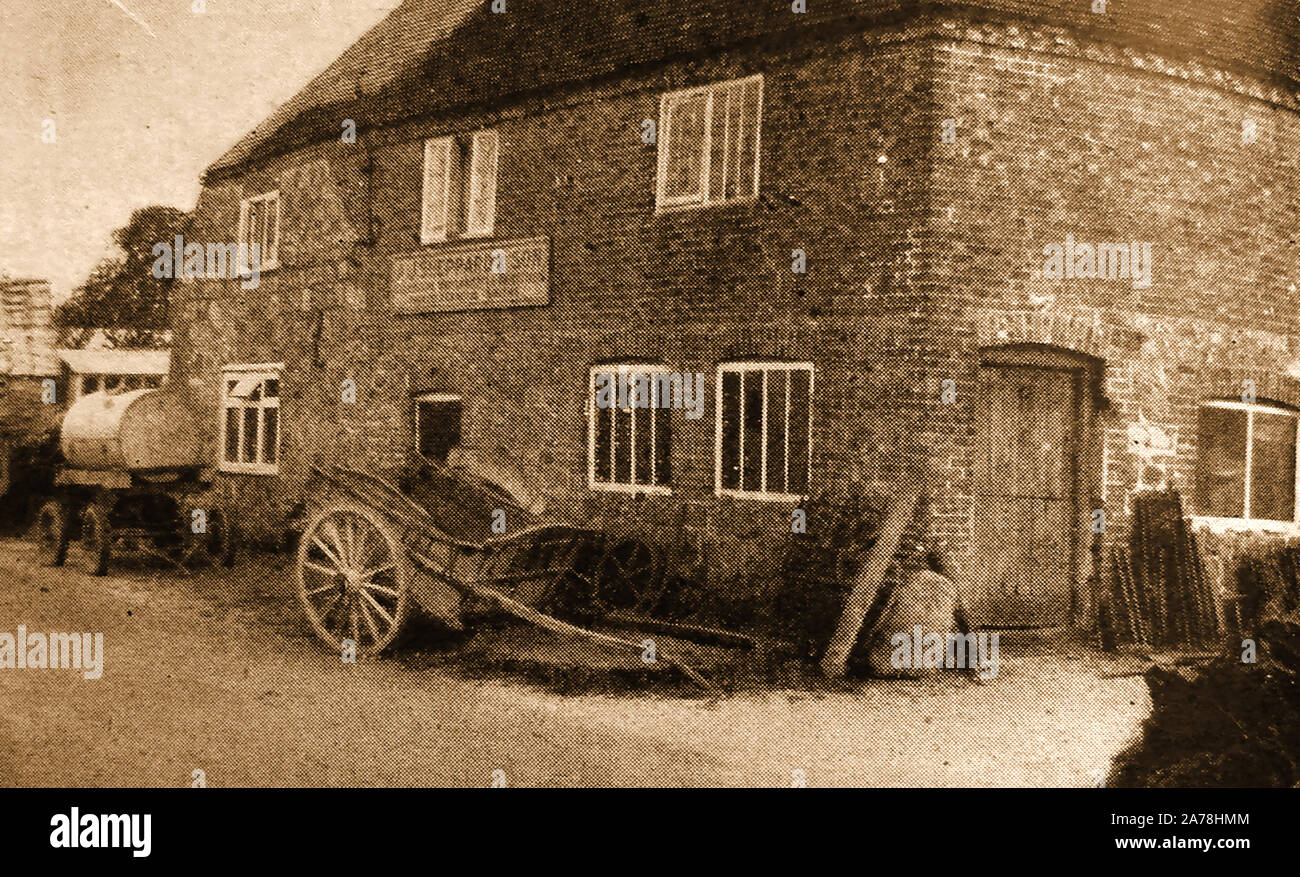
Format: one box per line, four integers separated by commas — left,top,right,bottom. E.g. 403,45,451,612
173,0,1300,629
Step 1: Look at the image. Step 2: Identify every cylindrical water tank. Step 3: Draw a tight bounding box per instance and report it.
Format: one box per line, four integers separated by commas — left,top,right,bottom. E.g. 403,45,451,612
60,389,210,472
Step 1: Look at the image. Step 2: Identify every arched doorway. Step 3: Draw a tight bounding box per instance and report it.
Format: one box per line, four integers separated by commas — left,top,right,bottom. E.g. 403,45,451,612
970,345,1103,627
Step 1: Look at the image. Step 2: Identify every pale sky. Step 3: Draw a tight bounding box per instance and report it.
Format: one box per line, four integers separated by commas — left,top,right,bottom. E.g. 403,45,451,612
0,0,403,300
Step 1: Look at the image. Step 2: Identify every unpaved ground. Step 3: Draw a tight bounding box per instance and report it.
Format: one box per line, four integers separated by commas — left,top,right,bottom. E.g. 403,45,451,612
0,538,1150,786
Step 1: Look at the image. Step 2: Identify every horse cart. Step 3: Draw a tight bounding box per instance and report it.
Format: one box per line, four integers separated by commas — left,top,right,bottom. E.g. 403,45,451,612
296,463,712,686
32,388,234,575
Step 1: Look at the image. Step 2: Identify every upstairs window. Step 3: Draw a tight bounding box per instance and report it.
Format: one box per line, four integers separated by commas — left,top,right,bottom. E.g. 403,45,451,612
588,365,672,493
717,362,812,500
422,130,499,243
220,365,282,475
238,191,281,272
656,75,763,211
1195,400,1299,522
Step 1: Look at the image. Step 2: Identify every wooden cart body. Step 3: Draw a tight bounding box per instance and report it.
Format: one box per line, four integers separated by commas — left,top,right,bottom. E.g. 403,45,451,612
296,465,605,655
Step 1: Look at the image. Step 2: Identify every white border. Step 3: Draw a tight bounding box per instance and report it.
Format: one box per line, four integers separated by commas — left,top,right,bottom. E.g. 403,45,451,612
587,364,673,496
1194,399,1300,526
237,190,281,273
655,75,763,214
218,365,281,475
714,361,813,502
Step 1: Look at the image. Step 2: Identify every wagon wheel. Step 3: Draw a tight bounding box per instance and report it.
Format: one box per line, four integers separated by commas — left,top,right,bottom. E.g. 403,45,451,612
33,500,70,567
297,502,411,656
75,504,112,577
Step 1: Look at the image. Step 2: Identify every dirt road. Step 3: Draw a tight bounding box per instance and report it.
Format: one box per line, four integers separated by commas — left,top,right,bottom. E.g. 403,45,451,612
0,539,1150,786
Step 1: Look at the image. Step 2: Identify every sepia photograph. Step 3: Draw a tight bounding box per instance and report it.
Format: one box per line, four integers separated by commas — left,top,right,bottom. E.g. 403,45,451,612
0,0,1294,855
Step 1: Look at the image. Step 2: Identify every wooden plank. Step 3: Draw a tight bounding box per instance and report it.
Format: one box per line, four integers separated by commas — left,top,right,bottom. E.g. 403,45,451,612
819,481,922,679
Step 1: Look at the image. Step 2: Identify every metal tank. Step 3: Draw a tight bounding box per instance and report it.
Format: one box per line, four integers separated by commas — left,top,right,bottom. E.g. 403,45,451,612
59,388,209,472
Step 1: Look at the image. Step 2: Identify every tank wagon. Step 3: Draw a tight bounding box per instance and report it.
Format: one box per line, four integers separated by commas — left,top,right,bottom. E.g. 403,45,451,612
32,388,234,575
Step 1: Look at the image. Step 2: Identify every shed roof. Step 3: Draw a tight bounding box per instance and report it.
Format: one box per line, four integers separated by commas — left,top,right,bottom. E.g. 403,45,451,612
57,349,171,376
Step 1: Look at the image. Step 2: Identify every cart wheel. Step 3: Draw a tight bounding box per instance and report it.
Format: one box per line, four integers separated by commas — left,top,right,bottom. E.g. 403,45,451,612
77,504,111,577
297,502,411,656
33,500,70,567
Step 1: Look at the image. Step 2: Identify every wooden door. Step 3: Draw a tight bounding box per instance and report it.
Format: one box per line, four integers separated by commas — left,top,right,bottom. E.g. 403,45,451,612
971,365,1079,626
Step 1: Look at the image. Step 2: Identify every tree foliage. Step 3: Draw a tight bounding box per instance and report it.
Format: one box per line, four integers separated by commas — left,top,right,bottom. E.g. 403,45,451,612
52,206,189,349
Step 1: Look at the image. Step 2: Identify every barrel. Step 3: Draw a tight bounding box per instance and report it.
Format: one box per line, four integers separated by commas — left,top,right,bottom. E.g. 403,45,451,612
60,389,210,472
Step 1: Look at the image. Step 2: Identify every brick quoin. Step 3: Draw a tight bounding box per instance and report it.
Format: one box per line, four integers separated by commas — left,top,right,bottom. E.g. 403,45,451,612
173,1,1300,628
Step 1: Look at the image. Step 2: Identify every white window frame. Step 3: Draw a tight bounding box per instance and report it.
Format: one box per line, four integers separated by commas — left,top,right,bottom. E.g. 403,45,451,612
655,75,763,213
413,392,463,460
715,361,813,502
237,190,281,274
219,363,283,475
1193,399,1300,528
587,364,673,496
422,130,499,244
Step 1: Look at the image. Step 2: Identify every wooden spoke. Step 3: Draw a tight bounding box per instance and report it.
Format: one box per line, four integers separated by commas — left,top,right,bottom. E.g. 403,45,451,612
358,562,395,581
303,560,339,578
297,502,411,655
360,580,399,599
359,599,382,642
311,536,345,570
359,589,395,626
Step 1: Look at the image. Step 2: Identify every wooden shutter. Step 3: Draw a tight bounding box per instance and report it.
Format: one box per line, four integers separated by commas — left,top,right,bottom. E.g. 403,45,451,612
422,137,454,243
466,131,499,235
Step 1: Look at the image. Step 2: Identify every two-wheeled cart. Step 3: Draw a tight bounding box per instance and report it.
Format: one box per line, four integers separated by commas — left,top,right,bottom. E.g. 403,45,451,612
296,464,711,687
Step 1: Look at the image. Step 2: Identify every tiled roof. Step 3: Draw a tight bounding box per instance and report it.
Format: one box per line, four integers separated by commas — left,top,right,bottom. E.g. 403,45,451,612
205,0,1299,180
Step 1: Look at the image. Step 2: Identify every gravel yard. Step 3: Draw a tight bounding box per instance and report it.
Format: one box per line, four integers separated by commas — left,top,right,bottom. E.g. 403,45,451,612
0,538,1150,787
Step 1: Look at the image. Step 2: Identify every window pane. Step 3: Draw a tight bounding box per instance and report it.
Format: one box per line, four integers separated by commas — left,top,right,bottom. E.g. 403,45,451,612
264,379,279,398
242,407,259,464
1250,411,1296,521
83,376,98,394
593,401,612,483
613,407,632,485
708,87,731,203
1195,407,1247,517
262,407,278,466
720,371,741,490
632,401,652,485
765,370,787,494
266,197,279,262
247,202,262,252
653,406,671,486
788,369,811,495
417,400,461,462
224,408,240,463
663,92,707,200
734,79,761,199
741,371,764,492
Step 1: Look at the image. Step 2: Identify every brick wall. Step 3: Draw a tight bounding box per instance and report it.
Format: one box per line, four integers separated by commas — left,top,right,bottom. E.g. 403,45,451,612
176,3,1300,621
930,17,1300,621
